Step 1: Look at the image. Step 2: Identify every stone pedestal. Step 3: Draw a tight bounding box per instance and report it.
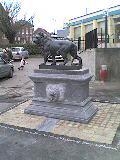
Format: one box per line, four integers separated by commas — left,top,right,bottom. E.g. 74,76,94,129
24,65,98,123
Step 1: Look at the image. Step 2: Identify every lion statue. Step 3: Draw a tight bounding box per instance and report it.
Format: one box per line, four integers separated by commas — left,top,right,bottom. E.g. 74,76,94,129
33,32,82,67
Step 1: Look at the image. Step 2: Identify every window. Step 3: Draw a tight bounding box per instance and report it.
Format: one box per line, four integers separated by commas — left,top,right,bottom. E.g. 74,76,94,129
30,36,33,42
30,28,33,34
22,29,24,34
2,34,7,39
26,28,29,34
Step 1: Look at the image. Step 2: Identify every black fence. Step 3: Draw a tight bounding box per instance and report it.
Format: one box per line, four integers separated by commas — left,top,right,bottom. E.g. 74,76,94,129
85,28,98,50
76,28,112,51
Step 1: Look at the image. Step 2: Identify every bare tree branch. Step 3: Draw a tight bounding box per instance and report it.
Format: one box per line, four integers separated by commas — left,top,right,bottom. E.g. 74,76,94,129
1,0,21,19
0,1,34,43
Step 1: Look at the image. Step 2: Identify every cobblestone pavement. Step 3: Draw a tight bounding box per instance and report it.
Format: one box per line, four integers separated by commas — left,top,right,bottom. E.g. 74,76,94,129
0,57,41,108
0,100,120,145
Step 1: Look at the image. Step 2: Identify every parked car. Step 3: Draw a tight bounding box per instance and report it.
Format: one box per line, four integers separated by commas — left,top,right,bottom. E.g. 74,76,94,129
0,54,14,78
11,47,29,60
48,55,64,62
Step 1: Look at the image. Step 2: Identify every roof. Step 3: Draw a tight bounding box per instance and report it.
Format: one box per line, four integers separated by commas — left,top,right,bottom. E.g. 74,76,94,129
66,5,120,27
33,28,51,37
16,20,34,27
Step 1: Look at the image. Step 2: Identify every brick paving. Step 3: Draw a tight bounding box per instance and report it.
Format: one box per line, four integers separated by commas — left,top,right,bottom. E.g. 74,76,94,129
53,102,120,144
0,101,46,129
0,100,120,144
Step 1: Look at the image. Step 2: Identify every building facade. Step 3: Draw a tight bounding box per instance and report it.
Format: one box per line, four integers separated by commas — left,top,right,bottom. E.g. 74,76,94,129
64,5,120,49
15,20,34,44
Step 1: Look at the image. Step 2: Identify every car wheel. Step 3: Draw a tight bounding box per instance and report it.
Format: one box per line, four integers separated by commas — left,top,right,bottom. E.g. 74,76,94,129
8,68,13,78
12,67,14,72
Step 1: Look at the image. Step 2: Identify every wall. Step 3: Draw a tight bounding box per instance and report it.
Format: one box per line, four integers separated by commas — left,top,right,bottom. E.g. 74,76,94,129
80,49,96,80
80,48,120,81
95,48,120,81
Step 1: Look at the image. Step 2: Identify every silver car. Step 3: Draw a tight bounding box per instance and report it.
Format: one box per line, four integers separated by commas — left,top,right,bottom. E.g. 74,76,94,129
11,47,29,60
48,55,64,62
0,55,14,78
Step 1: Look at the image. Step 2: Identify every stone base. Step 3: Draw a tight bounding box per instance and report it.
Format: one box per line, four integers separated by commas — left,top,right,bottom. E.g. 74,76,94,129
24,67,98,123
25,98,98,123
39,64,82,70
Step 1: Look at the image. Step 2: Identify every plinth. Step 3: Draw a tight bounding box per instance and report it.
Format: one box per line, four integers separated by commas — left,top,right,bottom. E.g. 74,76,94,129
24,65,98,123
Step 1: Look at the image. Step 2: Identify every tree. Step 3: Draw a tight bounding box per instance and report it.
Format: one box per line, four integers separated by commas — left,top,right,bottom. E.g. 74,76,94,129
0,3,15,43
2,4,17,43
0,3,6,33
1,0,21,20
2,0,34,27
0,1,34,44
0,1,20,43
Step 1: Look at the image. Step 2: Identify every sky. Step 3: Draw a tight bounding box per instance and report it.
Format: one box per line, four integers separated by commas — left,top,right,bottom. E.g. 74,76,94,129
1,0,120,33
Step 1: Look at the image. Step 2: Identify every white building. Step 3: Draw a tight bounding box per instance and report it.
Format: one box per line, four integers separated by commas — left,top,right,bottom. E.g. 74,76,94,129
64,5,120,49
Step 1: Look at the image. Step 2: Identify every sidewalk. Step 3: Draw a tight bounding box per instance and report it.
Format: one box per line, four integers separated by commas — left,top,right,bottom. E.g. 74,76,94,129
0,80,120,160
90,81,120,103
0,100,120,145
0,81,120,147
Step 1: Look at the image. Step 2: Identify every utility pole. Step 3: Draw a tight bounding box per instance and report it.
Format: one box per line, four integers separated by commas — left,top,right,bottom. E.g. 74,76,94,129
104,10,108,48
52,18,56,34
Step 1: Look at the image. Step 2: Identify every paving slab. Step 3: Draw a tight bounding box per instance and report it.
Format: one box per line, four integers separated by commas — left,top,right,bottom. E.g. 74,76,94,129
0,100,120,145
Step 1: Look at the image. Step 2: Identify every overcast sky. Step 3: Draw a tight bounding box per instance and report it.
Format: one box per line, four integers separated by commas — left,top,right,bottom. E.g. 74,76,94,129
1,0,120,32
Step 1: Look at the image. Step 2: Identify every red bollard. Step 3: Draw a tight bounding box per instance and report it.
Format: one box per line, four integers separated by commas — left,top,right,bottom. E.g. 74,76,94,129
99,65,108,81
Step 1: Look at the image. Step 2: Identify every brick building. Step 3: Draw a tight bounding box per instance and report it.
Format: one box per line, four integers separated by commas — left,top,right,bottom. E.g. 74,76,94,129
15,20,34,44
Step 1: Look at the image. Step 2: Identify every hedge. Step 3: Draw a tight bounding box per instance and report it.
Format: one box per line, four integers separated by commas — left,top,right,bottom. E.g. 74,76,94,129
0,43,42,55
